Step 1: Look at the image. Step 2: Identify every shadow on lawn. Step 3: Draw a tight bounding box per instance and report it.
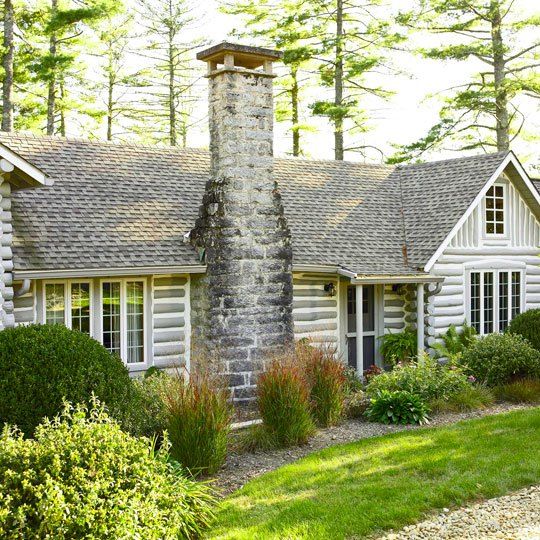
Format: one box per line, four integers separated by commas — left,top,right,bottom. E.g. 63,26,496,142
209,409,540,540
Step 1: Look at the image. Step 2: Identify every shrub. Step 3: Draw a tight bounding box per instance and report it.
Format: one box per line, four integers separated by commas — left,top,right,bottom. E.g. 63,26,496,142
365,390,429,425
161,371,233,476
0,401,215,539
494,378,540,403
363,364,383,383
344,367,364,394
345,390,370,418
429,385,494,413
508,309,540,351
0,324,134,436
433,323,477,362
379,329,417,365
127,372,169,438
257,358,315,447
365,357,470,402
301,343,346,427
461,333,540,386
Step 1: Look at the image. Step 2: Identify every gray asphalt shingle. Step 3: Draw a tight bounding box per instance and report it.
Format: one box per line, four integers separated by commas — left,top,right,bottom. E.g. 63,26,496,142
0,133,509,275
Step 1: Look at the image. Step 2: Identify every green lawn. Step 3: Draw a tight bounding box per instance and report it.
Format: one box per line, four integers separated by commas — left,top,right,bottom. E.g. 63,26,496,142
209,408,540,539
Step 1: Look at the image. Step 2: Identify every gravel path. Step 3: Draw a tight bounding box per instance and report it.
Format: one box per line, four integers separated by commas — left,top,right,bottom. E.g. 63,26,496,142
213,403,534,495
379,485,540,539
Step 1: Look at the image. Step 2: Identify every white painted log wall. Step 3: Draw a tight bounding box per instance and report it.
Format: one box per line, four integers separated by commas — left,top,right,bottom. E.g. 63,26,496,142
152,275,190,370
383,284,405,333
13,280,35,324
293,273,339,344
431,175,540,339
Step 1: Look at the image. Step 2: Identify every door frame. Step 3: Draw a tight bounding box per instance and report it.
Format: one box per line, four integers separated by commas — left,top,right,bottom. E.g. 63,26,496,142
339,281,384,374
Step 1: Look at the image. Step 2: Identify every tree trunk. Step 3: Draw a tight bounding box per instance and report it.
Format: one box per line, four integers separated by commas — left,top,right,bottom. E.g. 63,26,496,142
491,1,509,151
291,65,300,156
107,51,114,141
2,0,14,132
167,1,176,146
334,0,344,160
59,80,66,136
46,0,58,136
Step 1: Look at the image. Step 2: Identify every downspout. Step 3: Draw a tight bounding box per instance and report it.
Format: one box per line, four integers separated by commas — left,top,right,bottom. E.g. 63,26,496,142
14,278,31,298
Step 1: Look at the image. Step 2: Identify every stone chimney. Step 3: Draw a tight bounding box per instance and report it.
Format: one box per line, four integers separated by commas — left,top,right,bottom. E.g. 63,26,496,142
191,42,294,403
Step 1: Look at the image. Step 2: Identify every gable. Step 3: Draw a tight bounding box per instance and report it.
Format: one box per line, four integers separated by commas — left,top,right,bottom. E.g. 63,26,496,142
449,173,540,250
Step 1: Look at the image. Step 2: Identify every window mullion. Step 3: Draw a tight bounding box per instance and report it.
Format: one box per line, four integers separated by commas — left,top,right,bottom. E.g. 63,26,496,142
480,272,484,335
494,272,499,332
121,280,127,363
65,280,71,328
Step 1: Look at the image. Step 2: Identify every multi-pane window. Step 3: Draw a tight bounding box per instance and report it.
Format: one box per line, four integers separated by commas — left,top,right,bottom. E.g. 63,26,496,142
483,272,493,334
126,281,144,364
44,282,91,334
485,185,505,235
469,270,522,335
102,282,121,356
45,283,66,325
101,280,145,364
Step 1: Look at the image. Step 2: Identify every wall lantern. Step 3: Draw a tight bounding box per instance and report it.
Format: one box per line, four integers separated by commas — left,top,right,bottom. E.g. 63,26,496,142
324,282,337,297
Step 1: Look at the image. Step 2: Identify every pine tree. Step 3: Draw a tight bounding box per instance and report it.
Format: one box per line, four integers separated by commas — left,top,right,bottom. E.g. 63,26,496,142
391,0,540,162
223,0,316,156
309,0,403,160
1,0,14,131
135,0,202,146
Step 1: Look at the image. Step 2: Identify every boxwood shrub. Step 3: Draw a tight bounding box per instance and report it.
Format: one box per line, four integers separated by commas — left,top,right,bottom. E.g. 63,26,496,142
461,332,540,386
0,324,134,435
508,309,540,351
0,402,215,539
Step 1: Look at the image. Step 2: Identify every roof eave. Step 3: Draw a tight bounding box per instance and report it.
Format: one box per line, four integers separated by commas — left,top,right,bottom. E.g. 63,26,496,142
0,143,52,190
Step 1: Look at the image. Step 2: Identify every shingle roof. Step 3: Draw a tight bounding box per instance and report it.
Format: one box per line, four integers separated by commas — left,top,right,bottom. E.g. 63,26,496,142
0,133,510,276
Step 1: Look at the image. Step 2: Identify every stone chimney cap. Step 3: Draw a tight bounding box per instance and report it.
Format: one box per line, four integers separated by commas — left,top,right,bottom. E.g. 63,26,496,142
196,42,283,70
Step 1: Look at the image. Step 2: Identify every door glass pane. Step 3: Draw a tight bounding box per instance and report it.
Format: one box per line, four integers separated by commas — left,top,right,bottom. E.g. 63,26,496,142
102,282,121,356
470,272,480,333
498,272,509,332
126,281,144,364
71,283,90,335
45,283,65,325
483,272,493,334
347,286,356,333
347,336,357,370
511,272,521,319
363,285,375,332
363,336,375,371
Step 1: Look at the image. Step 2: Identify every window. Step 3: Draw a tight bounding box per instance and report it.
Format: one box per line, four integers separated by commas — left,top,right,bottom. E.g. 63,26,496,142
44,281,91,333
485,185,505,235
101,280,145,365
469,270,522,334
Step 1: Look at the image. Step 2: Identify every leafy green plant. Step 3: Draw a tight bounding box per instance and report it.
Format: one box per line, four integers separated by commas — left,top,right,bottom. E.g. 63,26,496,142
494,378,540,403
343,367,364,394
378,329,417,365
433,323,477,362
365,390,429,425
301,343,346,427
461,333,540,386
365,357,470,402
0,324,134,436
508,309,540,351
429,385,494,413
161,371,233,476
0,401,216,539
257,358,315,448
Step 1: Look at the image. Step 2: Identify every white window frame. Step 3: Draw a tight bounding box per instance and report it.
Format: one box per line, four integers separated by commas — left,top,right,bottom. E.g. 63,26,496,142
465,262,525,335
42,279,93,335
483,182,508,238
98,278,147,368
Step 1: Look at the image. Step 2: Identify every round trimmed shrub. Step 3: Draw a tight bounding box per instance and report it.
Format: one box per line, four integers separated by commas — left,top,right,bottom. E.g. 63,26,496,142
461,332,540,386
508,309,540,351
0,402,215,538
0,324,134,435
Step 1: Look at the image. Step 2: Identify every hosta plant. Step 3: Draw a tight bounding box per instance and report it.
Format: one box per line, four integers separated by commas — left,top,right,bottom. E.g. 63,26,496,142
365,390,430,425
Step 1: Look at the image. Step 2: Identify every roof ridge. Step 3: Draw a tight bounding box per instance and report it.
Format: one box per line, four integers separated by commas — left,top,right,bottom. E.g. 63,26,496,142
397,150,509,170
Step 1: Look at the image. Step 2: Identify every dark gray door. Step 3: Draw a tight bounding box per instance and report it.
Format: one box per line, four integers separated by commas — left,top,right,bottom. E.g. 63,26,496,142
347,285,376,372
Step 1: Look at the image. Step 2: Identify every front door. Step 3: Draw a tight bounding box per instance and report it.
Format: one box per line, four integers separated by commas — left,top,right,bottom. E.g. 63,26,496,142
347,285,376,373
